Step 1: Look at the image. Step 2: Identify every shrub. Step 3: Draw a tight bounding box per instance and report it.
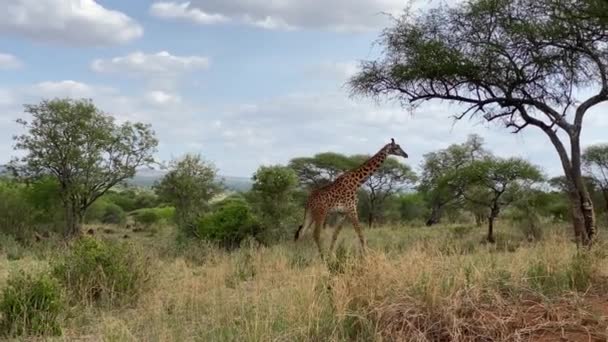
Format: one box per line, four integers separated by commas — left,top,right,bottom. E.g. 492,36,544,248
101,203,126,224
132,209,161,228
0,180,37,242
0,271,64,337
197,201,261,249
52,237,153,307
85,200,126,225
0,233,26,260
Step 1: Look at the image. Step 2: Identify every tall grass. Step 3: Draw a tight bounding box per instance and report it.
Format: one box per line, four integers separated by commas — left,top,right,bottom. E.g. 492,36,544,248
1,222,608,341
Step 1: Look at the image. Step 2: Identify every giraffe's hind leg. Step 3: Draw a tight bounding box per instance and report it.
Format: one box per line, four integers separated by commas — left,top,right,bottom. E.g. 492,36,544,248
312,218,324,257
329,215,347,254
346,208,367,252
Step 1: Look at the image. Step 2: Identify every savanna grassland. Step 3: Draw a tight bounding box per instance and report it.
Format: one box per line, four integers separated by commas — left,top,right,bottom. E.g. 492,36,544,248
2,221,608,342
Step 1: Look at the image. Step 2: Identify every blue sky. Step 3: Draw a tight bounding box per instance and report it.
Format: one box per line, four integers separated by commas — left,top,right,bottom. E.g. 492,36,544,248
0,0,606,178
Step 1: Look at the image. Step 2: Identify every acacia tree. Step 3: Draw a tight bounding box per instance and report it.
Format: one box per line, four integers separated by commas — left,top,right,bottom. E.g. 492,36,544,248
350,154,417,227
10,98,158,237
288,152,353,188
350,0,607,245
419,134,488,225
583,144,608,218
459,157,543,243
154,154,223,237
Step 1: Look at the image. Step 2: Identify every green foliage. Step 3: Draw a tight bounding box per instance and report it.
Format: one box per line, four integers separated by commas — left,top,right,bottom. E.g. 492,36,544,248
0,271,64,337
24,176,64,226
101,203,127,224
249,165,300,242
289,152,355,188
197,200,261,250
10,98,158,237
52,237,152,307
133,209,161,227
417,134,488,225
105,188,160,212
131,206,175,223
85,199,126,225
0,180,37,241
154,154,223,237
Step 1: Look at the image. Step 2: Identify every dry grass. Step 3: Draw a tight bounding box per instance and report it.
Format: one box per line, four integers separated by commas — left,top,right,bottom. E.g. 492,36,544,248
2,223,608,341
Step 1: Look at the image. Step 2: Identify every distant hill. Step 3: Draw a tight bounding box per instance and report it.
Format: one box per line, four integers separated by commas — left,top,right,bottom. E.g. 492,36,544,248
0,165,253,192
129,168,253,192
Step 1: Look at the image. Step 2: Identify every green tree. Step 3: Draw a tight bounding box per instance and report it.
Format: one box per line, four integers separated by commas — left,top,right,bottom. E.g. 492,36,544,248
249,165,300,241
350,0,607,246
349,155,417,227
288,152,354,188
418,134,488,226
10,98,157,237
583,144,608,218
154,154,223,236
459,157,543,243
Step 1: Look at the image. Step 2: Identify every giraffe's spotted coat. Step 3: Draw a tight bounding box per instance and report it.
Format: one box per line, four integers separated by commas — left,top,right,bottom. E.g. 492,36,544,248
295,139,409,255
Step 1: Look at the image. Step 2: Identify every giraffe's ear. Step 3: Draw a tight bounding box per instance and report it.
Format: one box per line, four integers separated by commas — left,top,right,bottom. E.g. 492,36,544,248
391,138,395,145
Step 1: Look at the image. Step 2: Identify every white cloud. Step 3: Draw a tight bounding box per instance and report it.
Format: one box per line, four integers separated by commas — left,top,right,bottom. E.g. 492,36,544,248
0,53,23,69
29,80,114,98
145,90,182,106
149,0,406,32
91,51,210,77
2,79,607,179
0,0,143,46
150,1,229,25
313,61,361,81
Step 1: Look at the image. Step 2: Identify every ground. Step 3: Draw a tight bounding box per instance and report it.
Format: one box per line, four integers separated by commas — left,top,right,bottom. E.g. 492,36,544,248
1,222,608,341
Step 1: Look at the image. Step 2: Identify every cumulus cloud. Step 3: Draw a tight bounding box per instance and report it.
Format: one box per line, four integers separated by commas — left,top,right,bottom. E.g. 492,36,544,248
145,90,182,106
0,53,23,69
0,0,143,46
149,0,405,32
312,61,361,82
28,80,114,98
150,1,229,25
91,51,210,78
2,79,607,179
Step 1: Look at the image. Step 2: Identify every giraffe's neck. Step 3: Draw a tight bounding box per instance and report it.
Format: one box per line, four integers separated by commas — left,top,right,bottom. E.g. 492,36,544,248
352,147,389,185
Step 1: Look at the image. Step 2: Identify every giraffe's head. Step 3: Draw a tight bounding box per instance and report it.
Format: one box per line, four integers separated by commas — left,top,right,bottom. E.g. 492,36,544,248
386,138,409,158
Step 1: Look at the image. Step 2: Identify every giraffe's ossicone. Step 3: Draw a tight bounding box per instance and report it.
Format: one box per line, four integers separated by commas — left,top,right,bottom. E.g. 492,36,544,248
294,138,409,256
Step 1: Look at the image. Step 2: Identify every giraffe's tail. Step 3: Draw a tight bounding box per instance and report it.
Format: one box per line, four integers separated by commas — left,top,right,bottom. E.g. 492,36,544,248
295,209,312,241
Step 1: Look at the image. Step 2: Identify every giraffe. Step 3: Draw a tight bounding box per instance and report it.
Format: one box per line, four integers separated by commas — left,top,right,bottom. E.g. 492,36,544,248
294,138,409,256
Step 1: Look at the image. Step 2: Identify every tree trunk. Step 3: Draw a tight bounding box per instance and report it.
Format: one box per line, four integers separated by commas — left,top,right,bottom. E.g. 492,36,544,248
603,189,608,225
543,128,596,246
63,201,83,238
426,205,442,226
368,199,374,228
487,206,499,244
569,133,596,246
487,216,495,243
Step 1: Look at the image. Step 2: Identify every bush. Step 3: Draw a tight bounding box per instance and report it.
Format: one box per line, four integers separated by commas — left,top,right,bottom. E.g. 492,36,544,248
0,271,64,337
101,203,126,224
134,210,160,227
52,237,153,307
85,199,126,225
197,201,261,249
0,180,37,242
130,207,175,227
